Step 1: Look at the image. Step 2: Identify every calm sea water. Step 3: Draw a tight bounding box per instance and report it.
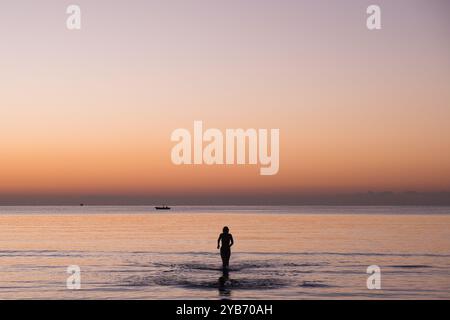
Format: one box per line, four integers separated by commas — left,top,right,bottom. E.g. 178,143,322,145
0,206,449,299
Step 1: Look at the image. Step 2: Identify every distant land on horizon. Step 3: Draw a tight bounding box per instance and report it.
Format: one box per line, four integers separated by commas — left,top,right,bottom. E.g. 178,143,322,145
0,191,449,206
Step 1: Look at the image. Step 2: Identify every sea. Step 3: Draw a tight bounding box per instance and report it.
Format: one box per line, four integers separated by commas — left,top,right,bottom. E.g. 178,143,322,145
0,206,449,299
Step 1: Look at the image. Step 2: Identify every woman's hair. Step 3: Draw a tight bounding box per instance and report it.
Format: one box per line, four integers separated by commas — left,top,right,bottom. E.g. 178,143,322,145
223,226,229,234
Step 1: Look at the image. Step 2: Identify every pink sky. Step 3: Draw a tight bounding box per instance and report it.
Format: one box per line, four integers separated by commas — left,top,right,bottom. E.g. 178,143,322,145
1,0,450,203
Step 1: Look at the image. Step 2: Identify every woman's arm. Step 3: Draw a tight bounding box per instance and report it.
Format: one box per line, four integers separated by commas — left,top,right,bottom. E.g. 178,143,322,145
230,234,234,247
217,234,221,249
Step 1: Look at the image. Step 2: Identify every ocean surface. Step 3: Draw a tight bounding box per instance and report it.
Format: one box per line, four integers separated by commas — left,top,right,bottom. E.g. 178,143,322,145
0,206,449,299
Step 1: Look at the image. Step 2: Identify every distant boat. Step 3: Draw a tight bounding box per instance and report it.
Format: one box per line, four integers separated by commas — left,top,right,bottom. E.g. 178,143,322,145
155,206,171,210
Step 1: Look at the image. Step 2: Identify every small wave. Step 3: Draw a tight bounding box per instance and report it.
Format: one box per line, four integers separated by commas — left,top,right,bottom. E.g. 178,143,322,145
300,281,334,288
123,275,286,290
388,265,432,269
3,250,449,259
149,262,221,272
149,261,281,272
283,262,328,267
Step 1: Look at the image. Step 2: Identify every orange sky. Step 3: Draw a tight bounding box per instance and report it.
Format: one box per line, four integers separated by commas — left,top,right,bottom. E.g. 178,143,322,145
1,0,450,203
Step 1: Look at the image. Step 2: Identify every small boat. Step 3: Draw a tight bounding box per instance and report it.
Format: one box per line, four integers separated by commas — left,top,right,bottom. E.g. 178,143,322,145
155,206,171,210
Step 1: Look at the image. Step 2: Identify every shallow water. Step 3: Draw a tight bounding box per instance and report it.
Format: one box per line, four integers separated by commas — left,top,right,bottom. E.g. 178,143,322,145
0,206,449,299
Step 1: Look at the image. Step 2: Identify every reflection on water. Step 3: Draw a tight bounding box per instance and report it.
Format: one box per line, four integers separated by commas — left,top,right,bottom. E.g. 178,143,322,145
218,269,231,298
0,206,449,299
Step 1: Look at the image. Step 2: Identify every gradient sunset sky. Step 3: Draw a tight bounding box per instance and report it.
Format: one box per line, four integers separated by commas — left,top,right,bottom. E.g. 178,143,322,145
1,0,450,204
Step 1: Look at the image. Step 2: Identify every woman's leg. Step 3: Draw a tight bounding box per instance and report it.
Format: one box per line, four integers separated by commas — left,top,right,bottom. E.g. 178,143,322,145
224,252,230,267
220,249,226,267
221,248,230,268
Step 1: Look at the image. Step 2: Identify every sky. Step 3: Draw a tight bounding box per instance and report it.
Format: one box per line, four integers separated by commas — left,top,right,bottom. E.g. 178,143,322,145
1,0,450,204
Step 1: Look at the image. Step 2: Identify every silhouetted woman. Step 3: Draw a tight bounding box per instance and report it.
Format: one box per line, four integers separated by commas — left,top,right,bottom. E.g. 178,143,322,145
217,226,234,269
